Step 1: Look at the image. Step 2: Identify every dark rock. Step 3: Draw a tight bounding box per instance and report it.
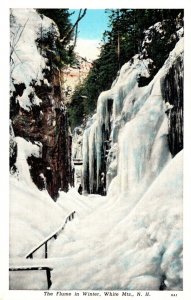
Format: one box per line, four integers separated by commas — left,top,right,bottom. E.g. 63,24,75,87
9,122,17,172
11,69,74,200
162,54,183,157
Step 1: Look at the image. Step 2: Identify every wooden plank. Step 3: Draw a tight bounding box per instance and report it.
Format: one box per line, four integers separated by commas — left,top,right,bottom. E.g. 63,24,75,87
9,266,53,271
9,257,66,267
9,265,53,290
10,258,54,269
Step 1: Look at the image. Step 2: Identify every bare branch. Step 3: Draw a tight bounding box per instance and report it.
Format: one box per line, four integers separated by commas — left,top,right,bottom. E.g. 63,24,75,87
14,18,29,49
13,48,22,63
71,10,82,50
10,18,29,59
60,9,87,44
10,17,29,74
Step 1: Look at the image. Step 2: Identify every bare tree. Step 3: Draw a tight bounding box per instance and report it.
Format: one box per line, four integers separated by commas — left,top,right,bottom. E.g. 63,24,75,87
60,9,87,45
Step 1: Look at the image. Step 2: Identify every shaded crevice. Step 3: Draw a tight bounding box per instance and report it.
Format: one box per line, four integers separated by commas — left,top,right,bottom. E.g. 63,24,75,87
159,274,167,290
162,54,183,157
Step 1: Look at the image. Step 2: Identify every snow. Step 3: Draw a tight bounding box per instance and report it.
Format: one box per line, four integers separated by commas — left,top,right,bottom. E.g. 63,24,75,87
72,127,83,159
42,37,183,290
141,22,183,60
83,35,183,196
82,54,154,193
9,137,66,258
9,13,183,290
45,151,182,290
14,137,42,186
10,9,58,111
177,27,184,39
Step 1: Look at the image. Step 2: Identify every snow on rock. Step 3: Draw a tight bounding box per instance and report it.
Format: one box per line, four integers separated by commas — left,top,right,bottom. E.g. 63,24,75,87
10,8,73,200
14,137,42,186
10,137,65,257
10,8,58,111
9,121,17,171
141,20,183,60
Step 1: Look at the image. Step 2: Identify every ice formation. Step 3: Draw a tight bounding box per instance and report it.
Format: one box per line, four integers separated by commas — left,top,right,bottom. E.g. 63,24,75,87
47,38,183,290
82,36,183,198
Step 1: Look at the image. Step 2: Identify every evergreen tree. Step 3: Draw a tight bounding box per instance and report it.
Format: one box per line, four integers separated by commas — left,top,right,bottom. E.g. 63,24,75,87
68,85,85,129
36,9,86,68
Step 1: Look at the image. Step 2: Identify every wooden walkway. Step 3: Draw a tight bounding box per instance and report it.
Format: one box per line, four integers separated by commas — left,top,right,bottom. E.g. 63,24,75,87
9,211,76,289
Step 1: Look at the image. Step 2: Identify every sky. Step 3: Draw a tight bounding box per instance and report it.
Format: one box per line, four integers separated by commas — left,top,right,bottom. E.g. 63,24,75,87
69,9,109,61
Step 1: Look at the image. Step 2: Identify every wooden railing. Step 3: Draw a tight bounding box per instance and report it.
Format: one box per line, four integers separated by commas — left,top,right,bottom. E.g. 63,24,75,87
9,264,53,289
25,211,76,259
9,211,76,290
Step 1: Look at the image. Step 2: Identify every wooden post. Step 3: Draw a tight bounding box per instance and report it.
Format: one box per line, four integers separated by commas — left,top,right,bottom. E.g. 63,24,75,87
46,268,52,289
45,242,48,259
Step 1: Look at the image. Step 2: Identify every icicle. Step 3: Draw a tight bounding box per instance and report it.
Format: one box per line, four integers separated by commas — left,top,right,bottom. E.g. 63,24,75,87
88,122,97,193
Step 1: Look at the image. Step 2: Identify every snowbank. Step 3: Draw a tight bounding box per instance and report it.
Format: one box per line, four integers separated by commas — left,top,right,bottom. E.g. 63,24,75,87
48,151,182,290
10,137,66,257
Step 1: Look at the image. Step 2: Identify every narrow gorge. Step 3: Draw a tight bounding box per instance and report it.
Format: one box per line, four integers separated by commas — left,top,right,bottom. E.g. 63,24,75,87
9,8,183,292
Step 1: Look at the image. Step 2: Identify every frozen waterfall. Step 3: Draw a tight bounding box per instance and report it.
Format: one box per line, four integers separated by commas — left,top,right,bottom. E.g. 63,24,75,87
82,38,183,200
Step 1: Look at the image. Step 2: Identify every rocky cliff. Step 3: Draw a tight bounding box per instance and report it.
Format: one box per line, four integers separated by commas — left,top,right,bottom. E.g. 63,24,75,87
10,9,73,200
61,55,92,103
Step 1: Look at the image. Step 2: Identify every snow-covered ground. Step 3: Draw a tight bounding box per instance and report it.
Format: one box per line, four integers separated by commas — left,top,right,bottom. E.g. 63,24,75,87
10,104,183,291
47,150,182,290
10,147,182,290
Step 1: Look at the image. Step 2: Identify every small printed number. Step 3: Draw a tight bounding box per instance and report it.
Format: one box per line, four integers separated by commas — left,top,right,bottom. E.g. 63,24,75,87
171,294,177,297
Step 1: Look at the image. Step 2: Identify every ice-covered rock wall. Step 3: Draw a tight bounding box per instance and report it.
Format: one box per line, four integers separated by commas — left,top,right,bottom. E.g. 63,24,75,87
72,127,83,187
82,35,183,196
72,127,83,160
10,9,73,200
52,32,183,292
